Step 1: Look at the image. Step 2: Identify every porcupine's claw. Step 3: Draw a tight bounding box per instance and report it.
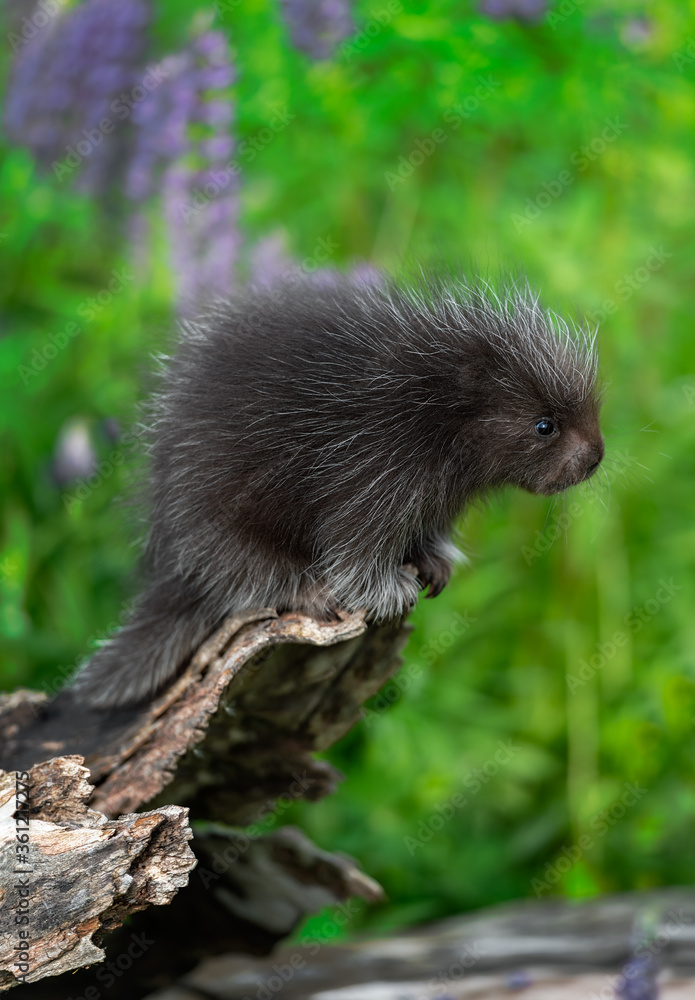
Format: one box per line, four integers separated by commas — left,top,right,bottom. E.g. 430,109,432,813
417,557,452,598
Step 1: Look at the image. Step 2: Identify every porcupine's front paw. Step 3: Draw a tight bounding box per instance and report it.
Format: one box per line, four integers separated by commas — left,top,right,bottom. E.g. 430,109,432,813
390,562,421,614
365,562,435,620
348,564,421,622
320,561,421,623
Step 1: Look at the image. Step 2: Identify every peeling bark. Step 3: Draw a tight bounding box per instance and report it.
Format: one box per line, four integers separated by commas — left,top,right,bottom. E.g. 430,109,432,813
0,756,194,990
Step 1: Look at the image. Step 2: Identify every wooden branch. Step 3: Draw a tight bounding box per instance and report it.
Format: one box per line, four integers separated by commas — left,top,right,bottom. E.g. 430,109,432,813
0,610,411,991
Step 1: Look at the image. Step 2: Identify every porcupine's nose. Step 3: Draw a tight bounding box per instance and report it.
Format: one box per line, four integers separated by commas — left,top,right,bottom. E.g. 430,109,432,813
581,437,604,481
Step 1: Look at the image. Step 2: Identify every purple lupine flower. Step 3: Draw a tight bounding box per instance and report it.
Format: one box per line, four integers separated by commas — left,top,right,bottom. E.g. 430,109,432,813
127,32,235,200
279,0,354,59
479,0,548,21
506,970,534,991
248,233,295,289
125,52,198,201
620,17,653,47
131,31,238,311
165,169,239,310
348,262,384,288
170,32,238,310
5,6,238,310
614,954,659,1000
249,233,381,295
51,419,97,487
4,0,151,193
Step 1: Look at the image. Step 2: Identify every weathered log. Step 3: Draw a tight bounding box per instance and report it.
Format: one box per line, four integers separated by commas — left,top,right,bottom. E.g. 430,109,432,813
0,610,411,992
0,610,409,820
144,888,695,999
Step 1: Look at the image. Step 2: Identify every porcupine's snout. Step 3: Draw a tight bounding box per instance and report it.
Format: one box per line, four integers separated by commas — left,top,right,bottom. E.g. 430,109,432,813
559,430,604,491
576,437,604,482
537,427,605,495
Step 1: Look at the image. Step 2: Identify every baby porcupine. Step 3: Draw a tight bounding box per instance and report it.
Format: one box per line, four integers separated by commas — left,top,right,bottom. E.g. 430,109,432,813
72,271,604,709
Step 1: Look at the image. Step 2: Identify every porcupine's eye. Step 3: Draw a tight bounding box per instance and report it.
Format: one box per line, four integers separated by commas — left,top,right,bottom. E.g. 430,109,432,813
535,418,556,437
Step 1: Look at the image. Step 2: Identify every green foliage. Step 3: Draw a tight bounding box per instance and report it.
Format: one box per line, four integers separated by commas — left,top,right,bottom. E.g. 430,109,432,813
2,0,695,935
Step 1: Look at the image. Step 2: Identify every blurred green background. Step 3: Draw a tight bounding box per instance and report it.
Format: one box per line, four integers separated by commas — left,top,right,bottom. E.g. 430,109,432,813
1,0,695,939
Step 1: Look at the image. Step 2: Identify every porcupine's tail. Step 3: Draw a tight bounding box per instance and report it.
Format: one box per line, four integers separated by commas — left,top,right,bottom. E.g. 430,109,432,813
71,577,220,709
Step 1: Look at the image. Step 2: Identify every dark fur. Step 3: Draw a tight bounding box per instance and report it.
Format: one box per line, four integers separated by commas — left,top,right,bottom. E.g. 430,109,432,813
72,272,604,708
